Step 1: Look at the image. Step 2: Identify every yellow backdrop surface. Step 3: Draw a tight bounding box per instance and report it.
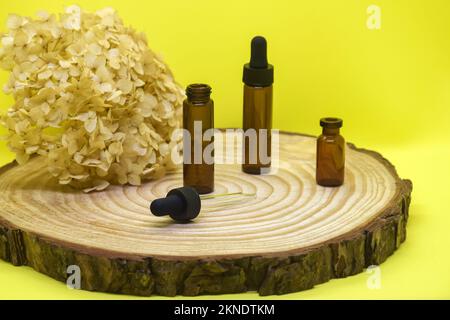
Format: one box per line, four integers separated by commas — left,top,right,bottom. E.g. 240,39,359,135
0,0,449,299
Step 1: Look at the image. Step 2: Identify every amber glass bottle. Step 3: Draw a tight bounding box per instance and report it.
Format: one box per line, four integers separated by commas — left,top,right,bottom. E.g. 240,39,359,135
242,36,274,174
316,117,345,187
183,84,214,194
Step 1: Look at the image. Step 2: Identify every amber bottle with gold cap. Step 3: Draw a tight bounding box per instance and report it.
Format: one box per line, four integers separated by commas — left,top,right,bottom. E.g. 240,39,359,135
316,117,345,187
183,84,214,194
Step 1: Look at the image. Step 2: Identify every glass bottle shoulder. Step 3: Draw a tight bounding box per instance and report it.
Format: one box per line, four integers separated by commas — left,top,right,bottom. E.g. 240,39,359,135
317,133,345,144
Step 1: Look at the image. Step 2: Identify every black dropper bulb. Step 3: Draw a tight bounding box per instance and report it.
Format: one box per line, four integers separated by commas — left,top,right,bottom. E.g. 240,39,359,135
150,187,201,222
250,36,268,69
243,36,274,87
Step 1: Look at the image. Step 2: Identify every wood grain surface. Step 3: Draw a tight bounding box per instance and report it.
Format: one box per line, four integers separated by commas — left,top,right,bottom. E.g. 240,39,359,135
0,132,412,296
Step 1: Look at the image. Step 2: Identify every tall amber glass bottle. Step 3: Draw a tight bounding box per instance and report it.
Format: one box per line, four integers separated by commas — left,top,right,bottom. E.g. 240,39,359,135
316,117,345,187
242,36,274,174
183,84,214,194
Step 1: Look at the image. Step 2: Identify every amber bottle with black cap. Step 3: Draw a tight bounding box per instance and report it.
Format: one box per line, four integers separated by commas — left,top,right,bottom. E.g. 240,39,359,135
183,84,214,194
316,117,345,187
242,36,274,174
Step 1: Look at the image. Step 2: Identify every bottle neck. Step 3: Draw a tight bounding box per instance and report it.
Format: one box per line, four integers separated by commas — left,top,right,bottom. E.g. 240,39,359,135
186,84,211,104
322,127,340,135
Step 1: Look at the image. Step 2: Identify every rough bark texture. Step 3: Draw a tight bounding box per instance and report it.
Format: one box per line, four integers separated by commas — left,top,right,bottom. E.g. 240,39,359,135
0,135,412,297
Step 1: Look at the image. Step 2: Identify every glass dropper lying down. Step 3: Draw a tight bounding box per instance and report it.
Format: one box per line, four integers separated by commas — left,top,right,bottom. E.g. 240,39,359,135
200,191,256,208
150,187,256,222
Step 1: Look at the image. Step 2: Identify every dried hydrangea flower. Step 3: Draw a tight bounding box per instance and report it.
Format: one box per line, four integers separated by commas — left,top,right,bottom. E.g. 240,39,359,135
0,5,184,192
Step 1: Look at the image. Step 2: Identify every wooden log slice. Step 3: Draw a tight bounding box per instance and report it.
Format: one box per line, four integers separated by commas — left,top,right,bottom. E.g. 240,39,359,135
0,132,412,296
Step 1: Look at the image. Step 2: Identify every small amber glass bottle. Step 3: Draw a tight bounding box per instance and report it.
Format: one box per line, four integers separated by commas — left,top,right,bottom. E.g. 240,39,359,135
183,84,214,194
316,117,345,187
242,36,274,174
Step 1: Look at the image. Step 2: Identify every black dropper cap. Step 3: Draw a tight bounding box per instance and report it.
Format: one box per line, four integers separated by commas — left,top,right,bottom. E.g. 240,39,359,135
243,36,274,87
150,187,201,222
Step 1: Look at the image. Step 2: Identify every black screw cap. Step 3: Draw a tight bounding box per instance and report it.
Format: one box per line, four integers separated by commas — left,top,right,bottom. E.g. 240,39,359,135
150,187,201,222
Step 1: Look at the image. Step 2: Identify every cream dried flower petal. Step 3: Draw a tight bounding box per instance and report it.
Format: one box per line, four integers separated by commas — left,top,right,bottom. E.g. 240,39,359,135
72,112,90,122
16,152,30,165
134,79,145,87
36,10,50,21
38,70,52,80
88,43,102,56
117,79,132,94
1,36,14,48
96,7,115,27
59,60,72,68
84,117,97,133
64,15,81,30
107,90,122,101
98,82,113,93
6,14,24,29
25,145,39,154
65,5,81,16
83,179,110,193
128,174,141,186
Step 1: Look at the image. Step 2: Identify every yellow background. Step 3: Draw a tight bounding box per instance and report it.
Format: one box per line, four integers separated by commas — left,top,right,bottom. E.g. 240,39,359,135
0,0,449,299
